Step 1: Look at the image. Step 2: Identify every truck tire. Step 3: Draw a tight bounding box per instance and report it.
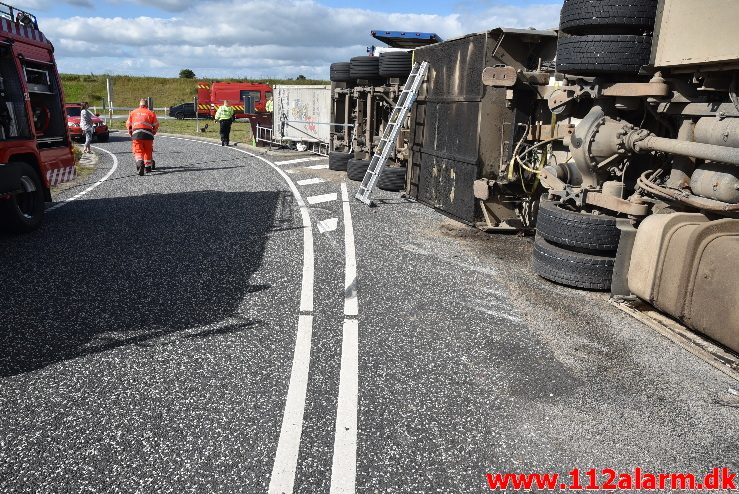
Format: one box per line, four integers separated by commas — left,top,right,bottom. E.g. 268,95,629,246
559,0,659,35
556,34,653,75
377,167,406,191
379,51,413,77
0,162,44,233
329,151,351,171
330,62,352,82
536,199,620,252
347,159,370,181
532,236,615,291
350,56,380,80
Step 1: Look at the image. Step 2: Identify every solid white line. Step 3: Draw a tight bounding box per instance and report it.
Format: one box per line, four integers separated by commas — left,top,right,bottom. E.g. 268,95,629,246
47,146,118,212
306,164,329,170
307,193,338,205
297,178,326,186
340,183,358,317
329,182,360,493
274,156,324,165
329,319,359,494
269,314,314,494
317,217,338,233
158,136,316,492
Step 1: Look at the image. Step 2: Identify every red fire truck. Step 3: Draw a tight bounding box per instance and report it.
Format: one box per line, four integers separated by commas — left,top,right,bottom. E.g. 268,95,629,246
197,81,272,119
0,3,74,233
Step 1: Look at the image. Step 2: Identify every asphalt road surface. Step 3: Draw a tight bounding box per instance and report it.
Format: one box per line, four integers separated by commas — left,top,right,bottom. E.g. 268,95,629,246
1,134,737,493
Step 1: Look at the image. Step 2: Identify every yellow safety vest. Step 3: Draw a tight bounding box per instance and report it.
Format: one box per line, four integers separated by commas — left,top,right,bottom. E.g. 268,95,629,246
215,105,234,121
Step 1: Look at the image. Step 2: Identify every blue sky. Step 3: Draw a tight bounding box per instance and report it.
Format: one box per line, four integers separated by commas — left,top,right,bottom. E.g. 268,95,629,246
13,0,563,78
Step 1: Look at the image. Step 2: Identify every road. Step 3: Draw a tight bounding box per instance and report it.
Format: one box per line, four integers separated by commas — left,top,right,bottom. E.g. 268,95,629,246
1,134,737,493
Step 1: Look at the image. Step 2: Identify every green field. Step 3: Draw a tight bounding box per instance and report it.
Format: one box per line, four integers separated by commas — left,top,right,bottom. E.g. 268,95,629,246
107,118,255,145
60,74,329,109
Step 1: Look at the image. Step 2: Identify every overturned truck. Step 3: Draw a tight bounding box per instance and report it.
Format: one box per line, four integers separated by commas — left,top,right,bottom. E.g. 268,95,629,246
532,0,739,352
407,28,562,230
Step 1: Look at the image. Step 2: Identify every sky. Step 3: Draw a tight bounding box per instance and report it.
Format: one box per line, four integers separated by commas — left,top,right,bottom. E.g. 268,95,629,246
11,0,563,79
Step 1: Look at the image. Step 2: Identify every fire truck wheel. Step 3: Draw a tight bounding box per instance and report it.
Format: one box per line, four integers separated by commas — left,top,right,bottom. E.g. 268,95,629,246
328,151,351,171
347,159,370,181
535,198,621,252
559,0,658,35
97,132,109,142
532,235,615,291
377,167,406,191
0,162,44,233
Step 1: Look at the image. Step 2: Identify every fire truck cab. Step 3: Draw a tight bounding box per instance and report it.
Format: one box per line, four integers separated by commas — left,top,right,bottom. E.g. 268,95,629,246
197,81,273,119
0,3,74,233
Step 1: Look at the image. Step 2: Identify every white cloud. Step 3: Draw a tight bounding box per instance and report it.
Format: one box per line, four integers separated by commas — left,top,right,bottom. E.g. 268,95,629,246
41,0,562,78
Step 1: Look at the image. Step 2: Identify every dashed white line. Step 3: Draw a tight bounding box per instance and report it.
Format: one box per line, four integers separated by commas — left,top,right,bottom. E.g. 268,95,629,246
47,145,118,212
317,217,339,233
306,164,329,170
297,178,326,186
307,193,338,205
274,156,325,165
330,182,360,493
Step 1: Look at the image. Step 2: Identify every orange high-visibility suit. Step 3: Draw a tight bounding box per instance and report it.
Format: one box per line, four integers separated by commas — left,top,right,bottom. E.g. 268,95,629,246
125,105,160,170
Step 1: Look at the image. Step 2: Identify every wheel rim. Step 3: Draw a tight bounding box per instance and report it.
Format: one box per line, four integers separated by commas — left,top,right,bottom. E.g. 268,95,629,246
16,175,38,219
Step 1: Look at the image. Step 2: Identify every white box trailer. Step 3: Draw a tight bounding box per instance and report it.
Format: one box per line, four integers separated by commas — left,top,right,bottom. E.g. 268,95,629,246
272,85,332,145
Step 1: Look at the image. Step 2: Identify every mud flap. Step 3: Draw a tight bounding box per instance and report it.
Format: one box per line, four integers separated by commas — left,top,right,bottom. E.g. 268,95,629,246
0,163,22,194
610,219,638,298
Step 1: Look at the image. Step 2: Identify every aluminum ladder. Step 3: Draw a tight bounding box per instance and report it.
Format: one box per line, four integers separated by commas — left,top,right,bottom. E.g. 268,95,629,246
354,61,429,206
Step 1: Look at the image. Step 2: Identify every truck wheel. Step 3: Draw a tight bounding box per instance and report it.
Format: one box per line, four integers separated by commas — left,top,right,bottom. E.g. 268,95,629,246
347,159,370,181
350,56,380,80
556,34,653,75
532,236,615,291
328,151,351,171
535,199,620,252
377,167,406,191
379,51,413,77
97,132,110,142
330,62,352,82
559,0,659,35
0,162,44,233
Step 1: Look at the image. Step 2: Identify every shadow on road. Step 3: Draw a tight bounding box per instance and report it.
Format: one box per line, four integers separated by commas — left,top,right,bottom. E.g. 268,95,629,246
0,189,290,377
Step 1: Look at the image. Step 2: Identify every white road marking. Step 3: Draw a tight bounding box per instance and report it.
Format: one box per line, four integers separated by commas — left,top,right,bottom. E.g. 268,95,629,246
330,182,360,493
274,156,325,165
307,193,338,205
306,164,329,170
329,319,359,494
297,178,326,186
317,217,338,233
286,169,300,174
159,136,316,493
340,183,358,317
269,314,314,494
47,146,118,212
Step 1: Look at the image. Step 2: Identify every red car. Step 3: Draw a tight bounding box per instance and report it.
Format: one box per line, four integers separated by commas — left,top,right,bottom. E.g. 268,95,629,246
65,103,109,142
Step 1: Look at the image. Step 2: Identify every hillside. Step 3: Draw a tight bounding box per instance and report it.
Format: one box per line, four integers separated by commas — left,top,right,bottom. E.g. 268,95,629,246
60,74,330,109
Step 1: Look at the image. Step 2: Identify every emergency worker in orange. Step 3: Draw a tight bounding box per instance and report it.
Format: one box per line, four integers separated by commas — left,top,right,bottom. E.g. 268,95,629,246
125,98,160,175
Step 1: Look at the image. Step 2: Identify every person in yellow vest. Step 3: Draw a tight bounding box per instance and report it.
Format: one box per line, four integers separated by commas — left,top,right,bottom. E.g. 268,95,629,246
265,94,273,113
214,100,235,146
